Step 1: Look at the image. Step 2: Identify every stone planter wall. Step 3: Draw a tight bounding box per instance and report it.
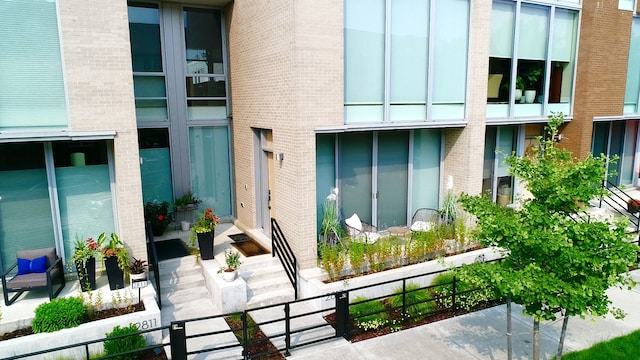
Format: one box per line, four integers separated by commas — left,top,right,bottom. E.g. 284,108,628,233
0,297,161,359
299,247,502,311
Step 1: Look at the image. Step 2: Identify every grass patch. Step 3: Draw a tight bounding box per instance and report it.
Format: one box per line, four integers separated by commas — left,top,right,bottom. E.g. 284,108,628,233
558,329,640,360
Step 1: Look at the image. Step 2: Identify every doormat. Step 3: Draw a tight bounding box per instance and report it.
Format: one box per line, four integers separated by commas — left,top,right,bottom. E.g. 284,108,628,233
228,233,250,242
153,239,190,261
231,239,270,257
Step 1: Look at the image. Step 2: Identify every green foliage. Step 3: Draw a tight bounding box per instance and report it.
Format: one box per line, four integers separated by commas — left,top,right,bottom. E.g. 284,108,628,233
556,329,640,360
388,283,435,320
457,112,637,358
32,297,88,333
319,242,346,281
440,190,458,224
350,296,388,331
430,272,495,312
320,189,343,245
174,191,201,208
349,241,366,275
103,323,146,360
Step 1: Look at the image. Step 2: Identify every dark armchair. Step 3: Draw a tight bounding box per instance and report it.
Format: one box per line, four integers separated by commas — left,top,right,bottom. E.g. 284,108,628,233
2,247,66,306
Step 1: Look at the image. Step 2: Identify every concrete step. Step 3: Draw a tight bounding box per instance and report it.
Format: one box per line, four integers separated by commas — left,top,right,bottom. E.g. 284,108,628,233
240,264,288,283
160,273,205,291
246,276,293,298
156,255,199,275
161,285,210,306
246,287,295,309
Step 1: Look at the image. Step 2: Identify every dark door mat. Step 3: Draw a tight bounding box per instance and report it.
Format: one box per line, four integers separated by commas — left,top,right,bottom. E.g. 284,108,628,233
154,239,190,261
228,233,250,242
231,239,270,257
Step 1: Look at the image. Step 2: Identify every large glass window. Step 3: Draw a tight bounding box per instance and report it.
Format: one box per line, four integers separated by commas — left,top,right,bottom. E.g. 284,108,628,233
487,1,578,119
592,121,639,187
139,129,173,204
316,129,441,232
482,126,519,204
0,0,67,128
344,0,470,124
624,17,640,114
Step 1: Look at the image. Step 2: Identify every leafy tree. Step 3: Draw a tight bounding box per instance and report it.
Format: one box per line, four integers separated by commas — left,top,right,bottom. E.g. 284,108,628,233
457,113,637,360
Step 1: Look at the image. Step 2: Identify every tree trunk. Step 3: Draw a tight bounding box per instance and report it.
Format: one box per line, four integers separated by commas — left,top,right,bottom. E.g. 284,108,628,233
533,318,540,360
557,311,569,360
507,298,513,360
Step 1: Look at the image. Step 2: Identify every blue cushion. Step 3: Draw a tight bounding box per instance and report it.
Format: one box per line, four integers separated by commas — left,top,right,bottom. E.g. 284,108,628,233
30,256,48,273
17,258,31,275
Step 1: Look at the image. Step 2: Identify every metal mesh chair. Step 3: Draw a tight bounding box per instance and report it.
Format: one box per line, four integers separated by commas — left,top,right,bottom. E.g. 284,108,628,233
410,208,441,231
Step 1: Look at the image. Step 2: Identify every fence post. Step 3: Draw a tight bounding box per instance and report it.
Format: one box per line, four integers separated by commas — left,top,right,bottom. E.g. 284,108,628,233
284,303,292,356
170,321,187,360
241,311,249,360
335,291,349,338
451,276,457,313
402,279,407,317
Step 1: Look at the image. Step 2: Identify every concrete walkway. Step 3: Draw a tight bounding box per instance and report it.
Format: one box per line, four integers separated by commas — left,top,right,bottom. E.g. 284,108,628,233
285,270,640,360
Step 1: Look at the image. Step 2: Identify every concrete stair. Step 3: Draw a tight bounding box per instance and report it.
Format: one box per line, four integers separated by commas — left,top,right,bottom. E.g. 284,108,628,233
240,255,296,309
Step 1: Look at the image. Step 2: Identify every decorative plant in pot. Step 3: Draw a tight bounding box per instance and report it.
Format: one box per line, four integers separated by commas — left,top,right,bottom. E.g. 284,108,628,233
174,192,202,231
217,249,242,282
128,257,147,285
627,199,640,213
522,67,542,104
72,236,100,292
144,201,172,237
100,232,129,291
190,208,219,260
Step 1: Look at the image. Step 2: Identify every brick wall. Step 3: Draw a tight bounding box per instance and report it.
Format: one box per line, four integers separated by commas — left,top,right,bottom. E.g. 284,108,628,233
227,0,343,268
58,0,146,259
563,0,632,157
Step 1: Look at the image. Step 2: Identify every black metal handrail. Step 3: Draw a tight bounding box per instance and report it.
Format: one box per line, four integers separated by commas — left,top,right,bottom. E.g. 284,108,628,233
599,180,640,231
146,221,162,310
271,218,298,300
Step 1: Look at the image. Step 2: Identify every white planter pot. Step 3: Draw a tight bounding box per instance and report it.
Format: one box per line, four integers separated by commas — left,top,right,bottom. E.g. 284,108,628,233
129,272,147,286
524,90,536,104
180,220,190,231
222,270,237,282
515,89,523,102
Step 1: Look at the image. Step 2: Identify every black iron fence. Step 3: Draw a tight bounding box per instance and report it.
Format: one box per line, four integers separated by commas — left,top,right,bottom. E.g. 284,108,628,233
271,218,298,299
599,179,640,231
145,221,162,310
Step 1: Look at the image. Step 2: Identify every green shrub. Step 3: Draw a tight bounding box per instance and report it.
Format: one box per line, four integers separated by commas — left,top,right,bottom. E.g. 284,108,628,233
430,272,495,312
349,241,366,275
388,283,435,321
103,323,146,360
32,296,88,333
349,296,387,331
319,242,346,281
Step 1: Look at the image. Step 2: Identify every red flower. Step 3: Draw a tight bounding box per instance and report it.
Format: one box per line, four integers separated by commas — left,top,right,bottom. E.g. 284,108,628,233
158,214,164,221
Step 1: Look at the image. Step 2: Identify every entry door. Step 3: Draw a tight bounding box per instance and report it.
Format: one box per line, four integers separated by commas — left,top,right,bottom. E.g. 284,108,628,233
255,129,274,234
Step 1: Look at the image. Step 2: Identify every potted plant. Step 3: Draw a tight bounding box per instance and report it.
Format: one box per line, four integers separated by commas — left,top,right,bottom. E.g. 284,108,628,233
144,201,172,237
522,67,542,103
174,191,202,211
128,257,147,285
217,249,242,281
100,232,129,290
627,199,640,213
190,208,219,260
72,236,100,292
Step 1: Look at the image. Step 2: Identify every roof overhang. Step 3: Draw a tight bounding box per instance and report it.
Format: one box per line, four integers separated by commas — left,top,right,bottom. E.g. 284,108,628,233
0,129,117,143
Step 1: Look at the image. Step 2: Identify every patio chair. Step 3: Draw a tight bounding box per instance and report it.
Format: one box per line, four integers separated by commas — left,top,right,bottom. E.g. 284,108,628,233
2,247,65,306
410,208,441,231
345,213,379,244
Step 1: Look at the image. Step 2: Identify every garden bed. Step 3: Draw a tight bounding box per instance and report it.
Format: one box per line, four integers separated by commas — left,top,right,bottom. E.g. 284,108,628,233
224,314,284,360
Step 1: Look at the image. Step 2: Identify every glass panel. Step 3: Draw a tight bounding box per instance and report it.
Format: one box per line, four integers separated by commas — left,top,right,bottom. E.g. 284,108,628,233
496,126,516,205
134,76,166,97
187,100,227,120
139,129,173,204
53,141,114,266
186,77,226,97
377,131,409,229
490,1,515,58
390,0,428,110
625,18,640,111
432,0,469,104
316,135,336,233
609,121,625,186
128,3,162,72
135,99,168,121
482,127,497,198
591,122,609,157
549,9,577,107
189,126,232,217
0,0,67,128
0,143,53,272
344,0,385,122
339,132,373,224
412,129,440,214
184,8,224,74
488,58,512,105
518,5,549,61
621,120,638,185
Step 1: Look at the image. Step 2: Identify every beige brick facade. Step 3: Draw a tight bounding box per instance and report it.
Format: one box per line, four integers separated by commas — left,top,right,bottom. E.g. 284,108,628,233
58,0,146,259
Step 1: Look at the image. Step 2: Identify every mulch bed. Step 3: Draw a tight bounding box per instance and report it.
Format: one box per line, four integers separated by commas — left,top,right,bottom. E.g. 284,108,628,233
324,300,502,343
224,315,285,360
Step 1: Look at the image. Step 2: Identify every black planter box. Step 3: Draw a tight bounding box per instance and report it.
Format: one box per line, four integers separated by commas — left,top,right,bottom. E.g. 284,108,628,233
197,231,215,260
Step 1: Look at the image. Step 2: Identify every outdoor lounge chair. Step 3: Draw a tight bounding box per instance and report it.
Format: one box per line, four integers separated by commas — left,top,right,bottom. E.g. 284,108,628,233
2,247,65,306
345,213,379,244
410,208,441,231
